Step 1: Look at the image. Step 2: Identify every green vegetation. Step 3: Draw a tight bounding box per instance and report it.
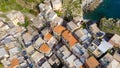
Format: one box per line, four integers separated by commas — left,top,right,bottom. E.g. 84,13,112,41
0,0,43,15
63,0,82,21
81,23,86,29
0,0,29,12
17,17,30,28
0,63,3,68
100,17,120,35
55,10,63,17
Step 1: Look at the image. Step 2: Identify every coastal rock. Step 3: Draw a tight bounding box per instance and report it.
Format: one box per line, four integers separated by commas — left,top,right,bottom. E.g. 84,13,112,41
82,0,103,11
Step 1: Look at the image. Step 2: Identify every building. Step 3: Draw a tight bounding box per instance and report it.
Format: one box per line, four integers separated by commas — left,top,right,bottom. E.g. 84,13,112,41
31,51,44,64
22,32,33,46
53,25,66,40
39,43,52,56
27,26,39,38
57,45,71,60
44,33,58,48
66,54,77,68
51,0,62,10
1,58,11,68
62,30,78,48
90,23,100,34
44,0,51,4
50,17,63,28
6,10,25,26
20,61,28,68
1,35,15,44
0,20,4,27
88,39,113,57
47,36,58,48
0,30,8,41
1,55,29,68
44,4,52,15
73,16,83,24
72,43,89,62
2,57,20,68
97,40,113,54
5,41,20,49
85,56,99,68
44,33,53,42
9,47,19,57
48,11,57,21
109,34,120,47
1,24,9,31
27,26,36,34
67,21,78,32
8,26,26,37
26,46,35,55
113,50,120,62
39,3,45,12
48,54,60,68
8,58,19,68
66,54,83,68
100,53,113,67
0,47,8,59
31,17,44,30
41,27,51,36
107,59,120,68
54,17,63,25
74,28,92,42
34,37,45,49
40,61,52,68
74,59,83,68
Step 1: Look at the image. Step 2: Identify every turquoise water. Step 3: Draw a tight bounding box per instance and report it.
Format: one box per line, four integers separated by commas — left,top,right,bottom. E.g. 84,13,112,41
83,0,120,21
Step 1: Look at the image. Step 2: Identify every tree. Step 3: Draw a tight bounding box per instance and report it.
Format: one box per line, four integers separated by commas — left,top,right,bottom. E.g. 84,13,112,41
17,17,30,28
100,17,120,35
63,0,82,21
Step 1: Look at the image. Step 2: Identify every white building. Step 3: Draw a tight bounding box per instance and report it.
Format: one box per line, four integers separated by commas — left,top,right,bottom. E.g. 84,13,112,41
51,0,62,10
6,10,25,26
0,47,8,59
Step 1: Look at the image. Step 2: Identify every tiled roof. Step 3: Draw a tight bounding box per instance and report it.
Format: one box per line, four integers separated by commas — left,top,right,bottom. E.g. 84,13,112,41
44,33,53,41
53,25,66,35
86,56,99,68
11,58,19,68
62,30,70,40
39,43,51,54
68,33,78,47
62,30,78,47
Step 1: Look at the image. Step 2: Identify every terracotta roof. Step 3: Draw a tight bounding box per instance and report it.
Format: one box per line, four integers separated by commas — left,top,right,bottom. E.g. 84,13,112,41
39,43,51,54
7,58,19,68
79,65,84,68
62,30,70,40
86,56,99,68
44,33,53,41
62,30,78,47
68,33,78,47
53,25,66,35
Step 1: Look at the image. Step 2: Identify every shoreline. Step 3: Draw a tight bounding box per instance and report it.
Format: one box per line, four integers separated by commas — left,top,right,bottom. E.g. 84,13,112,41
83,0,103,12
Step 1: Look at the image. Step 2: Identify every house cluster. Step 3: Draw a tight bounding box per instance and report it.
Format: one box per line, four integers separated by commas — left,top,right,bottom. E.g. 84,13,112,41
0,0,120,68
